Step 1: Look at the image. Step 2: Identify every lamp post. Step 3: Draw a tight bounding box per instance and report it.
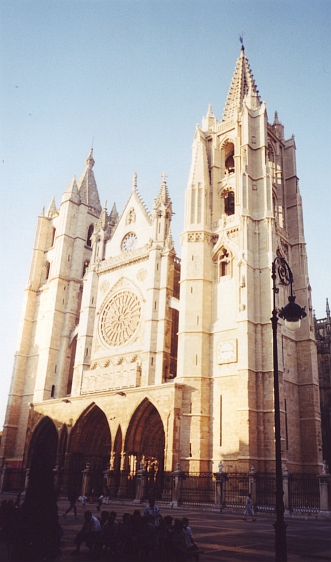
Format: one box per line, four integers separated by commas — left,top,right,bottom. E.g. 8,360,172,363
271,256,307,562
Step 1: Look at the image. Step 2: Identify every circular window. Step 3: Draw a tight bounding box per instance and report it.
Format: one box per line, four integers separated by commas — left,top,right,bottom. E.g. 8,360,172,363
122,232,137,252
100,290,141,347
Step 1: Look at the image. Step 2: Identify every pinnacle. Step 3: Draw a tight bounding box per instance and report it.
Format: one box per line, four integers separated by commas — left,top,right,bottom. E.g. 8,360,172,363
85,148,95,169
77,149,101,212
222,48,261,122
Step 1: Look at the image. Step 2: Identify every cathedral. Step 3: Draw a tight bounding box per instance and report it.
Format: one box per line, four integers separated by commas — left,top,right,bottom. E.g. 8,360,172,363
0,46,323,496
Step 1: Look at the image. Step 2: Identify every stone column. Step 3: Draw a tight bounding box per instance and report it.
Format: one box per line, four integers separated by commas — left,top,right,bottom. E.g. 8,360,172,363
117,452,129,498
282,467,290,514
134,461,148,504
171,463,184,507
248,465,257,508
81,462,92,497
215,462,227,511
318,462,331,514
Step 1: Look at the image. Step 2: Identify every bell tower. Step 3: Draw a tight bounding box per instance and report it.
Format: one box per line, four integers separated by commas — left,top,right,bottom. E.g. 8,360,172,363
177,45,322,473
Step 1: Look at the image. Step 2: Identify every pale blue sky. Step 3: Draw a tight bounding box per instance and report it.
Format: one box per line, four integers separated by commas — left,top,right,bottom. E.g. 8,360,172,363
0,0,330,430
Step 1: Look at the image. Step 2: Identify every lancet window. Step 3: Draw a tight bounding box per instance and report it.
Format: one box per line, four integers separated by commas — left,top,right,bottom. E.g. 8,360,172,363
86,224,94,247
224,142,235,174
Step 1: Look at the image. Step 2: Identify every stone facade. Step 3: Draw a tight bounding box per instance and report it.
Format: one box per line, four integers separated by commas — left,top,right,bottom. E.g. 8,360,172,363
315,301,331,470
0,47,323,491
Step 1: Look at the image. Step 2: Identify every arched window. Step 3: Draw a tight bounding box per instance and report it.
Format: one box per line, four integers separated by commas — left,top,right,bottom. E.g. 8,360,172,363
86,224,94,247
224,191,235,216
51,385,55,398
225,142,235,174
219,249,230,278
45,261,51,281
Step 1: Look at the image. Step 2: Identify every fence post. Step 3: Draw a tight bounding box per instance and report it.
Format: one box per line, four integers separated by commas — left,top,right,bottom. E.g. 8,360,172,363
215,462,227,511
171,462,184,507
318,461,331,515
282,467,290,513
248,466,257,508
24,467,30,491
0,463,9,492
134,461,147,503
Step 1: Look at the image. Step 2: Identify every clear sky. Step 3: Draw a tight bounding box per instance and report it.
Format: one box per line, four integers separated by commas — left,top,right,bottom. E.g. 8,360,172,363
0,0,330,430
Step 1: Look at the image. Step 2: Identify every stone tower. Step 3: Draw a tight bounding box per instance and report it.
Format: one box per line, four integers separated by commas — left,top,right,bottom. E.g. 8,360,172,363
0,150,104,465
177,45,322,473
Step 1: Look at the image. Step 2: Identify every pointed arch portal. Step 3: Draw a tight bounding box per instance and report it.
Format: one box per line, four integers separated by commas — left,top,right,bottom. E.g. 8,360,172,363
28,416,58,467
67,404,111,495
125,399,165,497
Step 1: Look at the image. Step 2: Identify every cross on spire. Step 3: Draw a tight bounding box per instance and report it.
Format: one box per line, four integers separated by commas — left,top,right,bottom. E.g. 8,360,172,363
162,172,168,183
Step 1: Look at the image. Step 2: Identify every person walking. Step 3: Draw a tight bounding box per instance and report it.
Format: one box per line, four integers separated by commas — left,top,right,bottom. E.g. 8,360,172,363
243,493,256,521
143,497,161,527
63,491,77,519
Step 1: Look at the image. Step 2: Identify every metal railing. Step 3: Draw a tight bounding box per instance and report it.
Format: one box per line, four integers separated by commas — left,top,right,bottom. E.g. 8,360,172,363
0,467,323,514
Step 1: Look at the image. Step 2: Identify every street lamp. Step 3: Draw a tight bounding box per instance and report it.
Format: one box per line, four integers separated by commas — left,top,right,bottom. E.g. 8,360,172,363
271,256,307,562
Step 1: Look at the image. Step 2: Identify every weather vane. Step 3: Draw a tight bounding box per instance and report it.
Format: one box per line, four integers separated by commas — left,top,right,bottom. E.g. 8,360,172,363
239,32,244,49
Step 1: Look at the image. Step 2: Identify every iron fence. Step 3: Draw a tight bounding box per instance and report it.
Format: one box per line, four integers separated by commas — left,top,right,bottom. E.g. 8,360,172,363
224,472,249,509
255,472,276,512
289,473,320,513
0,467,323,514
180,472,215,505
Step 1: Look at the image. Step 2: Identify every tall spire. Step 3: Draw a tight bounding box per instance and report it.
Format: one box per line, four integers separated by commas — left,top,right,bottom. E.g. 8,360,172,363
77,149,102,213
222,47,261,122
154,172,171,208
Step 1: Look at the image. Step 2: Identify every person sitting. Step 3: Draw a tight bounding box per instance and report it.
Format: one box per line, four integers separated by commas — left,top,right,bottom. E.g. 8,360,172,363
71,510,101,556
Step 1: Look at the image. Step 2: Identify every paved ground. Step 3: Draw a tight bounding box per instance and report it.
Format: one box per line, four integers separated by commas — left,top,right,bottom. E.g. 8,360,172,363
1,493,330,561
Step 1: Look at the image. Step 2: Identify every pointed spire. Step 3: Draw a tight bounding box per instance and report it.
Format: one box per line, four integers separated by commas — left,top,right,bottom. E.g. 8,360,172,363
62,177,80,204
154,172,172,209
222,48,261,122
85,148,95,169
272,110,284,140
109,202,118,220
46,196,57,217
132,172,137,192
202,104,217,133
326,298,330,319
187,125,210,190
164,226,174,252
77,149,101,212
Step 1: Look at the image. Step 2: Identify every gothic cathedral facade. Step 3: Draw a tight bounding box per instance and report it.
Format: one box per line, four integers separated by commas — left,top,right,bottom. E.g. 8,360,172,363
0,47,322,493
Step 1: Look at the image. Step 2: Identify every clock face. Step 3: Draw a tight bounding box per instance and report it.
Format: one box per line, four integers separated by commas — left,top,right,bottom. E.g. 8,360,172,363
122,232,137,252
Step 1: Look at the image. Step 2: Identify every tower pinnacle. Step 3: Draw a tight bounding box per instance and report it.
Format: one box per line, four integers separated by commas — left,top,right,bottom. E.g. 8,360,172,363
85,148,95,169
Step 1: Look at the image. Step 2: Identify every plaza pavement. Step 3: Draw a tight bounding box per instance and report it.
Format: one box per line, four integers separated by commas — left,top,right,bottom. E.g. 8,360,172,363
0,493,330,561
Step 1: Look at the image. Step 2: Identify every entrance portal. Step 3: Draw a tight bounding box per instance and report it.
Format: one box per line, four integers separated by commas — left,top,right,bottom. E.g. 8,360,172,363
125,399,165,497
67,405,111,495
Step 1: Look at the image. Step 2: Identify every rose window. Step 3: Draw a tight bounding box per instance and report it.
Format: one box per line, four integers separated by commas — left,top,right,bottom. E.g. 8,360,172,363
100,291,141,347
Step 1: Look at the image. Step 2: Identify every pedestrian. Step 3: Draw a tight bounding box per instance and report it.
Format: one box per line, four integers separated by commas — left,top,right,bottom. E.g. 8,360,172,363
96,495,103,511
104,485,110,505
243,493,256,521
81,494,87,508
63,491,77,519
143,497,161,527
